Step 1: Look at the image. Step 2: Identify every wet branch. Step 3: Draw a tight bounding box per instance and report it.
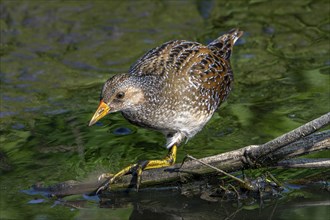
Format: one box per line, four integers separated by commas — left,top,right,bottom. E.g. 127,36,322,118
249,112,330,161
32,113,330,197
275,158,330,168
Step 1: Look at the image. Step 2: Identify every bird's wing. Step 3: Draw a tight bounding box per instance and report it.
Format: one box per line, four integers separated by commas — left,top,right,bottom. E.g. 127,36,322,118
129,38,234,103
184,29,243,105
129,40,203,76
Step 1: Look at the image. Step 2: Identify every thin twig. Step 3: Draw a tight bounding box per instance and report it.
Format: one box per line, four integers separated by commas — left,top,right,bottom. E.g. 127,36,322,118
186,154,247,186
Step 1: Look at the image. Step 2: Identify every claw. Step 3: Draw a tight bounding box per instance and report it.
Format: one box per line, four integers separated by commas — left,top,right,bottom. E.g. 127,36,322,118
95,173,115,195
96,185,107,195
96,179,112,195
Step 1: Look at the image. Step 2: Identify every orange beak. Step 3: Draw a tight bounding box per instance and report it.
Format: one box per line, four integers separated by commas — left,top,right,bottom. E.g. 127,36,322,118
89,100,110,126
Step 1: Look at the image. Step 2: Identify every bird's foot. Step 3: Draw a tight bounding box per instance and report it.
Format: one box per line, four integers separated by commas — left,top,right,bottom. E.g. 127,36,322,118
95,145,177,195
96,163,140,194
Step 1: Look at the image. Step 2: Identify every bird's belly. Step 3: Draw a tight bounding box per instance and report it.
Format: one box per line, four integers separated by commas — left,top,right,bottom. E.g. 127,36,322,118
167,111,211,136
123,107,213,139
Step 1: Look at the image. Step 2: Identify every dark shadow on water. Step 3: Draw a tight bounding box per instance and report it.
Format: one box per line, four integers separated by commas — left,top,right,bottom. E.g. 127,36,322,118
21,176,330,220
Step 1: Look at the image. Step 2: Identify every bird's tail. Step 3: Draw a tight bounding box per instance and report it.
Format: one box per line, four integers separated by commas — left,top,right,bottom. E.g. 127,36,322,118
208,28,243,60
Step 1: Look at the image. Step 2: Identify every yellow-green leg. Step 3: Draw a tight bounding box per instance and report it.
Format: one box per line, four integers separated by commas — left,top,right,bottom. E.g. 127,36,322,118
96,145,177,194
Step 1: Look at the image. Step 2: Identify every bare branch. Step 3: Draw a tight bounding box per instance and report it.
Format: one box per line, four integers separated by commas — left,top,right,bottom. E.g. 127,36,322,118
275,158,330,168
250,112,330,160
261,130,330,164
30,114,330,197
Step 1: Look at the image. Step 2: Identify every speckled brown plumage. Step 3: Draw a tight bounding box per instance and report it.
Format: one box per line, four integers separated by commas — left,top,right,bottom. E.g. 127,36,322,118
90,29,243,148
89,29,243,193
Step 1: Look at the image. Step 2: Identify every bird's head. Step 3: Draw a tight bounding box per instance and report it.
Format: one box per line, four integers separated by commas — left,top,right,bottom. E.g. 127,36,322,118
89,73,145,126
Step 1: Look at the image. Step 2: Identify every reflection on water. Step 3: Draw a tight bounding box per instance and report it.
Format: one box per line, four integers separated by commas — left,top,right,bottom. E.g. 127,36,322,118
0,0,329,219
21,182,330,220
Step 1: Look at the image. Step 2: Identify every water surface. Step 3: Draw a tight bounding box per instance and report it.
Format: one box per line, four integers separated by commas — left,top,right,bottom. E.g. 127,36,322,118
1,0,329,219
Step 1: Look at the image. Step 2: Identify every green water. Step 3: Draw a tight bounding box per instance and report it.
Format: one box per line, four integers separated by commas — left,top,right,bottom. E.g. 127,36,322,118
0,0,329,219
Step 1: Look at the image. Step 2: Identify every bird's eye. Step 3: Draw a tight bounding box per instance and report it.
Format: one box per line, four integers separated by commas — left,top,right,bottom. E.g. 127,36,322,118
116,92,125,99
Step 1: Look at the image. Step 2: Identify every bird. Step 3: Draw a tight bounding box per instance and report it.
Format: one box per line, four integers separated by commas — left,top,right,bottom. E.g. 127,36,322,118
89,28,243,194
